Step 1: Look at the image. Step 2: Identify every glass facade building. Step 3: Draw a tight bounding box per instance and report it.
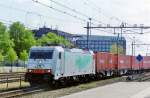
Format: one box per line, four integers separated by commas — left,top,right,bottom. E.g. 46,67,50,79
32,27,126,54
75,35,126,54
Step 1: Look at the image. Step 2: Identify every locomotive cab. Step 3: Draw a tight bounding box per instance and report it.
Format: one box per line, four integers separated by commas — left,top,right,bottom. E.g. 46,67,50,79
25,46,63,83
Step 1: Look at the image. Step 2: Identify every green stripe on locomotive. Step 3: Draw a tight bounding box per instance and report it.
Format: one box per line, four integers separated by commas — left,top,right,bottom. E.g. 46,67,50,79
75,55,92,70
64,51,93,71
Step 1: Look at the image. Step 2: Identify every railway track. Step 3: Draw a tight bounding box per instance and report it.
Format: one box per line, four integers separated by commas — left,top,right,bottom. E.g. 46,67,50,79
0,76,126,98
0,72,150,98
0,72,25,76
0,72,25,84
138,73,150,81
0,86,46,98
126,72,150,82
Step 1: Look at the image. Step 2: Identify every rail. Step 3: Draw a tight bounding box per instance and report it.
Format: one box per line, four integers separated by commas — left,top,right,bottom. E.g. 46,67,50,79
126,72,150,82
0,86,46,98
0,72,25,89
0,72,25,76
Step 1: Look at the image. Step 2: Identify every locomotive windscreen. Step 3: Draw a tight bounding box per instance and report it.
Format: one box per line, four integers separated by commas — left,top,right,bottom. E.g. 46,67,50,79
30,50,53,59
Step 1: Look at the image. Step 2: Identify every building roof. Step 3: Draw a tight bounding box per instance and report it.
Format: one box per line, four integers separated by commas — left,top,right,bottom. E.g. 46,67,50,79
75,35,126,41
32,27,126,42
32,27,74,38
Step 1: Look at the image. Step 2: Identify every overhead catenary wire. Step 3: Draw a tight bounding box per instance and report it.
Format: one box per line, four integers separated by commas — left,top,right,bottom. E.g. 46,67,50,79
49,0,89,18
0,18,38,29
1,0,146,35
32,0,87,22
82,0,110,24
0,2,88,30
0,3,84,23
48,0,105,25
82,0,150,55
83,0,140,32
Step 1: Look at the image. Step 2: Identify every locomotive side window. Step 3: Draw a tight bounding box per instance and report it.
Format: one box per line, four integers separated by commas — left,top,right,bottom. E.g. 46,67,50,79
59,52,61,59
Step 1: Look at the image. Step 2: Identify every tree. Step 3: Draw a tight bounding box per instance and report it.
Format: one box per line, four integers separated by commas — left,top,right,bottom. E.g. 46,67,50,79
37,32,73,47
20,50,28,67
9,22,36,56
9,22,25,56
0,22,6,53
110,43,124,54
1,32,14,54
22,30,36,52
0,52,3,62
0,22,6,35
0,52,4,66
0,22,14,55
6,48,17,71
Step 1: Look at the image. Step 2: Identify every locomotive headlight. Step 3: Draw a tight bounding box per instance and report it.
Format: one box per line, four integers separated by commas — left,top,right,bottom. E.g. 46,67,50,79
28,69,32,72
47,69,51,73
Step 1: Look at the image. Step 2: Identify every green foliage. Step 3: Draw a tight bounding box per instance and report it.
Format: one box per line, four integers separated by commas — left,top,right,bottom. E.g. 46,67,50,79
9,22,36,56
6,48,17,63
0,22,14,55
37,32,73,47
22,30,36,52
0,22,6,34
20,50,28,61
0,21,75,65
1,32,14,53
110,43,124,54
0,52,4,62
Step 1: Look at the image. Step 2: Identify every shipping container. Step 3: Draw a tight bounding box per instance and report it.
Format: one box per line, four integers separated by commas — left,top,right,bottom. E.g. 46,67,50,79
95,52,114,76
118,55,131,70
131,56,142,70
143,56,150,70
108,53,116,71
96,52,109,71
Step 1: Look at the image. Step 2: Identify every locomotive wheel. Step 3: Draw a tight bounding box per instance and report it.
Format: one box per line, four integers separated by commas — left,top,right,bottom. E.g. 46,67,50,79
53,80,61,88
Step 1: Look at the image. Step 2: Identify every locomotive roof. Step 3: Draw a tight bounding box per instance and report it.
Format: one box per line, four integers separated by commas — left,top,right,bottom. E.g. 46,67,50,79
30,46,93,54
30,46,63,50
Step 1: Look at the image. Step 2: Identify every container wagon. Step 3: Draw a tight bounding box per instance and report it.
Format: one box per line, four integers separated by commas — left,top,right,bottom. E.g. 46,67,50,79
143,56,150,71
131,56,142,72
95,52,116,77
117,55,131,75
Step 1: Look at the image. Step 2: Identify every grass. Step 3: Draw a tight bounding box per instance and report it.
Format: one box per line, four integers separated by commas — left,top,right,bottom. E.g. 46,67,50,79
78,77,125,90
79,83,97,90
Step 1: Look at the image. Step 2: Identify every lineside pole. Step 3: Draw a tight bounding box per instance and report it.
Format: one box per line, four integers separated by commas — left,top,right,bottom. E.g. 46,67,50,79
87,22,90,50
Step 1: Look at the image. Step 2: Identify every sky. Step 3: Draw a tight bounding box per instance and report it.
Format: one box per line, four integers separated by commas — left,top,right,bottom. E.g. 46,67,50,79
0,0,150,55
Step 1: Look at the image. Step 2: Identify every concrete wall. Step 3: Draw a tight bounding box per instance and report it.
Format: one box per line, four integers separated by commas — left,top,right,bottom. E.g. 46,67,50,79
0,67,26,73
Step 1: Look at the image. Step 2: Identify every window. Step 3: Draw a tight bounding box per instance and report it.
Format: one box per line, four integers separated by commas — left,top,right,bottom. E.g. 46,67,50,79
30,50,53,59
59,52,61,59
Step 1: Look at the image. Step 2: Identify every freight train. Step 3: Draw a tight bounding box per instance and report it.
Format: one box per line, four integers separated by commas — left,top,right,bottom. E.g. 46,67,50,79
25,46,150,85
